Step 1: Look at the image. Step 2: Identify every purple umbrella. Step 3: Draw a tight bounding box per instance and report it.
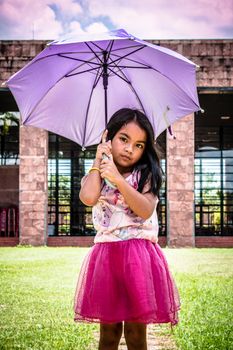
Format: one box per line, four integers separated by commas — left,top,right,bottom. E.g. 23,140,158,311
5,28,200,148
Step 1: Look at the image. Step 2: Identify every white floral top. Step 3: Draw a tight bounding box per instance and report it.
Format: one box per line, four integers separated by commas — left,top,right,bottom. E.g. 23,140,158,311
92,169,159,244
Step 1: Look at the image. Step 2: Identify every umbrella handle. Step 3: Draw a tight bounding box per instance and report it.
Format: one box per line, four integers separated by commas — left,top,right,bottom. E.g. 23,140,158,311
102,154,117,189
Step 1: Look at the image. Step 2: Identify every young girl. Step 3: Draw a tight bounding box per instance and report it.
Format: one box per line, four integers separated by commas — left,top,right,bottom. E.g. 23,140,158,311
74,108,180,350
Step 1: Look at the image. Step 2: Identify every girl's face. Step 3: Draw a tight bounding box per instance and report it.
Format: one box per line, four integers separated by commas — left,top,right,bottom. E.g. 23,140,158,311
111,121,147,172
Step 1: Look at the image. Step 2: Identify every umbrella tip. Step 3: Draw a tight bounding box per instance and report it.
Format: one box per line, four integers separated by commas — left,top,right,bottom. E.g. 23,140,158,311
200,108,205,113
1,81,6,87
167,125,176,139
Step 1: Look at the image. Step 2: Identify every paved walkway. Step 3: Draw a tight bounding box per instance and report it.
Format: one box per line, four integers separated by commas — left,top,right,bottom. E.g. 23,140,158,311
119,324,177,350
93,324,177,349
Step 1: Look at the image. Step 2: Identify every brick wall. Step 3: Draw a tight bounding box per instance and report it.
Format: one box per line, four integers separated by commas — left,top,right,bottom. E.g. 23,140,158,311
150,40,233,87
195,236,233,248
0,237,19,246
19,125,48,246
0,41,48,85
1,40,233,87
167,114,195,247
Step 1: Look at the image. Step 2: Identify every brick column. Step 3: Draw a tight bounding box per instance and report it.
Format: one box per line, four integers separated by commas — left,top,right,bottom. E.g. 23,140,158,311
19,125,48,246
166,114,195,247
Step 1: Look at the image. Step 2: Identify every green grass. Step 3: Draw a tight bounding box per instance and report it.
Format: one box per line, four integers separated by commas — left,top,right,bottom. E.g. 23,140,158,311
0,247,233,350
164,248,233,350
0,247,97,350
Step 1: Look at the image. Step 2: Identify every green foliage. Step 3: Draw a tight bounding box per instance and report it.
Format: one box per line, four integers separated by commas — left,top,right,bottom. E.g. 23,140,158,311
48,175,71,206
0,112,19,135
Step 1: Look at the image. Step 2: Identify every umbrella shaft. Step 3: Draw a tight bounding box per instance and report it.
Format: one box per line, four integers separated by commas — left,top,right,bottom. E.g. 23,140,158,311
102,51,108,125
104,88,108,125
103,71,108,89
102,51,108,90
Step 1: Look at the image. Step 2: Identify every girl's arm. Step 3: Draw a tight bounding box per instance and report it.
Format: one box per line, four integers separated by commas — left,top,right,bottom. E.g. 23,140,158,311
79,130,112,206
79,158,102,206
100,155,156,219
114,177,156,220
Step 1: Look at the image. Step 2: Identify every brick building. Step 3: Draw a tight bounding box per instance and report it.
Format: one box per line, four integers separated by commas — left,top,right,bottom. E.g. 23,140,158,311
0,39,233,248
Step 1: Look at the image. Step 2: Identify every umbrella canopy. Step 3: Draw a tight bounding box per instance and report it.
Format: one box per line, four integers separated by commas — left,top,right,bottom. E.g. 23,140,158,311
5,28,200,147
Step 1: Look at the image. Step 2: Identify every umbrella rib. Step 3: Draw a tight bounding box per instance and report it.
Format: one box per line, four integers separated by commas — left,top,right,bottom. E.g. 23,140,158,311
107,66,132,84
107,43,147,53
93,69,103,88
22,44,145,71
58,52,106,77
109,52,153,69
107,65,146,114
84,40,114,68
66,66,100,77
110,51,200,109
25,51,101,67
58,53,100,66
106,40,115,61
23,64,100,125
82,67,102,147
26,45,147,70
148,66,200,108
109,50,200,108
59,55,152,71
109,65,150,69
109,45,146,65
85,42,104,64
109,53,200,109
88,40,114,56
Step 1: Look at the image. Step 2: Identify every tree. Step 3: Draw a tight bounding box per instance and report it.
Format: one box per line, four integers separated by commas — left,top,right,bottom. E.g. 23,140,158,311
0,112,19,135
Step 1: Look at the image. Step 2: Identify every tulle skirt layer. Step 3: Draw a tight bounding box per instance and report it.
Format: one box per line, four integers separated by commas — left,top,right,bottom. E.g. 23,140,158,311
74,239,180,325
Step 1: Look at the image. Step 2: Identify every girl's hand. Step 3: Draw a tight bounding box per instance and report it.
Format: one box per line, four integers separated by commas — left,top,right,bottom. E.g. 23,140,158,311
100,154,122,184
95,129,112,161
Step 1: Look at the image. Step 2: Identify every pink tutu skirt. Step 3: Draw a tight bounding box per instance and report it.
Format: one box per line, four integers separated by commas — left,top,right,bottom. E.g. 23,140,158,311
74,239,181,325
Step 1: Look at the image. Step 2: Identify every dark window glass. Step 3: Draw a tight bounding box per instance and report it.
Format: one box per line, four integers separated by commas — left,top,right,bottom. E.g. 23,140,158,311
195,126,233,236
0,112,19,165
156,134,167,236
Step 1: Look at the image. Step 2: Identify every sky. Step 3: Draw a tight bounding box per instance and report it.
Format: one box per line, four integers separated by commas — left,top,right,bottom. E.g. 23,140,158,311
0,0,233,41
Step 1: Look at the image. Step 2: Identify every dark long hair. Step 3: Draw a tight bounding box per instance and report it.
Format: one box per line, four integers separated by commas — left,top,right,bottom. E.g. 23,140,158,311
106,108,163,197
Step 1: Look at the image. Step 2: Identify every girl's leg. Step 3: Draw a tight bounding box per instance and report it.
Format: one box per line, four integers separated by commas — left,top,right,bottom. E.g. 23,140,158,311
98,322,123,350
124,322,147,350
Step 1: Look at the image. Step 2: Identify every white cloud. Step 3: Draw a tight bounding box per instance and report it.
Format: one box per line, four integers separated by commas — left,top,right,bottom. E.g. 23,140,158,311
0,0,232,40
85,22,109,34
0,0,61,39
0,0,82,40
63,21,108,39
52,0,82,16
68,21,86,35
88,0,233,39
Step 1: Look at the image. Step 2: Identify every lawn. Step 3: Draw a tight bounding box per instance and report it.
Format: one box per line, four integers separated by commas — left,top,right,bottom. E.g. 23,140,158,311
0,246,232,350
162,248,233,350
